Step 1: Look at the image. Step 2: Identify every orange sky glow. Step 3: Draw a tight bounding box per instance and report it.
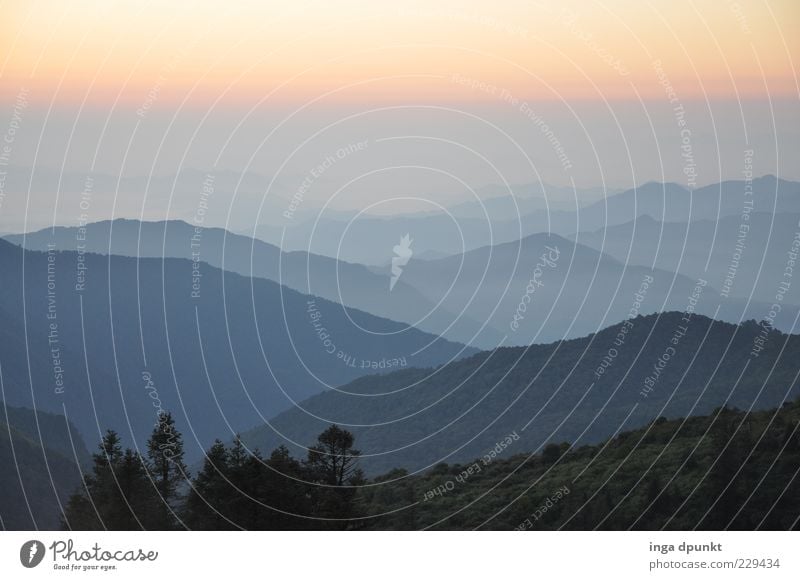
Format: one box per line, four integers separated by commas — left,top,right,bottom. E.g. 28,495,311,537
1,0,798,108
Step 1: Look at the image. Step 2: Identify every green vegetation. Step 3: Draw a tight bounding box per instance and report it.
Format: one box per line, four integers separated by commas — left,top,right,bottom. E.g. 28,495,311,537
359,400,800,530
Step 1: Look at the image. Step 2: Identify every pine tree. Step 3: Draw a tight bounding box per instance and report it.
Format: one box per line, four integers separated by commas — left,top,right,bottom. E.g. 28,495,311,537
114,449,150,529
225,435,258,528
306,424,361,485
184,440,235,530
305,425,362,527
259,445,313,529
145,412,188,529
62,430,142,530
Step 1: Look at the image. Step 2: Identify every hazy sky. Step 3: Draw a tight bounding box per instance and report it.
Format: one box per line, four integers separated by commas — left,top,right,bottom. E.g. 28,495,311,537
0,0,798,230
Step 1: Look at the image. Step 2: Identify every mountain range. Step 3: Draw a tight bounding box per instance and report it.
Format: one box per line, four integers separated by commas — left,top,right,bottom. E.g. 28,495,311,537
571,211,800,307
0,237,470,460
9,211,799,350
3,175,799,529
250,175,798,264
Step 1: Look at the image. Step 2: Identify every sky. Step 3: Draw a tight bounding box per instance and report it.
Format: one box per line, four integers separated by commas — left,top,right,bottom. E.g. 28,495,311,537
0,0,798,230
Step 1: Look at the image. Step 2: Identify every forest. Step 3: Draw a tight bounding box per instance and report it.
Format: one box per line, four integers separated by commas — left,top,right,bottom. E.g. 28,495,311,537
61,399,800,531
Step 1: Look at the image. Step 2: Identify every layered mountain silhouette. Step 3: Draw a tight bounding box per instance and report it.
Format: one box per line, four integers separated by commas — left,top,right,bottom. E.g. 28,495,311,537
3,176,799,529
572,212,800,306
392,232,798,346
6,220,500,347
10,212,798,350
249,176,798,264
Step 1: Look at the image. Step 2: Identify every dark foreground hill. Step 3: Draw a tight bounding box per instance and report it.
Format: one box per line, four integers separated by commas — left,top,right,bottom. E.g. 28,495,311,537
359,400,800,530
0,405,88,529
58,397,800,530
243,312,800,475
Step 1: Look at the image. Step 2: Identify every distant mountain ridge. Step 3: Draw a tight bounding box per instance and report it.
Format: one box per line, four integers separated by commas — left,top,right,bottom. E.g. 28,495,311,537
5,219,500,347
248,176,798,264
9,213,799,349
393,230,799,345
571,211,800,307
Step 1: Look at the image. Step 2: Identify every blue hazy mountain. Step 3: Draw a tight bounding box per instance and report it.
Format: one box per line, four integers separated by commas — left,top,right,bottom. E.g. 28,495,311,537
571,212,800,307
390,231,799,346
242,312,800,475
572,175,800,228
9,213,798,350
249,176,799,265
0,238,472,460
